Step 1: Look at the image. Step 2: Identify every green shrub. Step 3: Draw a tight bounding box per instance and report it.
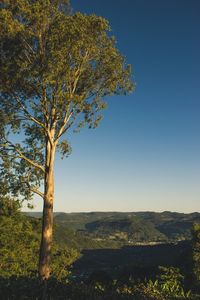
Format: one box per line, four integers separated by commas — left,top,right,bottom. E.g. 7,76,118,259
0,204,78,280
192,223,200,286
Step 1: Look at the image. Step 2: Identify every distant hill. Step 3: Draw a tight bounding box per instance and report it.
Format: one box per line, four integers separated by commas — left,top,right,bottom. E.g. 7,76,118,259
24,211,200,249
84,216,165,242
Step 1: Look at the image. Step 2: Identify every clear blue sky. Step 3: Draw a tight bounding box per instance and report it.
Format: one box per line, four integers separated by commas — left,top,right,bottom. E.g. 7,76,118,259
33,0,200,213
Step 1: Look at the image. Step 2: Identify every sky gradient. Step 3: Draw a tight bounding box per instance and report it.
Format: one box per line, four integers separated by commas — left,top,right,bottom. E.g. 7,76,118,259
32,0,200,213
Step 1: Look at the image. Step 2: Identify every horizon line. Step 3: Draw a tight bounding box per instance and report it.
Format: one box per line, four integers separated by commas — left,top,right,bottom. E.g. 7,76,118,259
23,210,200,214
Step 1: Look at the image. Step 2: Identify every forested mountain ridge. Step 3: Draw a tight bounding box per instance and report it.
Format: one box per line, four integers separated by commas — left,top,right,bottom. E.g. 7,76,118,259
24,211,200,247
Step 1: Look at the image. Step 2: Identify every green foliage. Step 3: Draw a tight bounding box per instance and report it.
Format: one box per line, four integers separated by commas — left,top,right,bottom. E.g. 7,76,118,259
0,195,21,216
192,223,200,285
51,244,78,281
0,212,40,277
0,207,78,279
111,267,191,300
70,272,192,300
156,267,191,299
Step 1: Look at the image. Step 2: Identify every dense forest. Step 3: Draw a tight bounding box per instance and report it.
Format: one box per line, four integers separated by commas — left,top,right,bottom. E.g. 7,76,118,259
1,197,200,299
26,211,200,248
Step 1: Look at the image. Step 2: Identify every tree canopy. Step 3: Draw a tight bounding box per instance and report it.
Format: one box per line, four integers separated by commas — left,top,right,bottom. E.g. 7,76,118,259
0,0,133,201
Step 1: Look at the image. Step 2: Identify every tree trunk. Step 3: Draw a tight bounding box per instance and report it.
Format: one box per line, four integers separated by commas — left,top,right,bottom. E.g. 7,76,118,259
39,141,55,280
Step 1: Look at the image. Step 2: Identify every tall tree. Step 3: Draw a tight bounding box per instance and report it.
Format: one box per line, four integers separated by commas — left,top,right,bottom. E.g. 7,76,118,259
0,0,134,280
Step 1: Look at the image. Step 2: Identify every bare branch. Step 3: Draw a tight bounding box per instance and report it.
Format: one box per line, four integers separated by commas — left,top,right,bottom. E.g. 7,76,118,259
21,37,36,55
56,111,80,142
55,110,73,143
13,95,46,129
71,51,89,95
29,187,44,198
21,178,44,199
2,137,45,173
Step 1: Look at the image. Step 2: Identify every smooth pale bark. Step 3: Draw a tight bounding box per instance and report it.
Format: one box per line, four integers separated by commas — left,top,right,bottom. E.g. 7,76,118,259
38,138,55,280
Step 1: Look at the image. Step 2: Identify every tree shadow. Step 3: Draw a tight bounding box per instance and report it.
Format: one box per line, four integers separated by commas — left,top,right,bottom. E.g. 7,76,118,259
73,240,191,281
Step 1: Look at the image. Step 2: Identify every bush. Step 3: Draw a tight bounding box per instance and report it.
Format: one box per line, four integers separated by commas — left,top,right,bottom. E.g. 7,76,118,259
0,201,78,280
192,223,200,287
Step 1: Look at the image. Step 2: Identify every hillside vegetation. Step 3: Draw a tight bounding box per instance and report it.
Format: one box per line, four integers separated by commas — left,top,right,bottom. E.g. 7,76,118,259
1,202,200,299
25,211,200,249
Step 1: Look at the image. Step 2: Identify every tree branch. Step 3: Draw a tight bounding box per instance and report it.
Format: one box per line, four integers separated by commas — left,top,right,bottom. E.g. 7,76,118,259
55,110,74,143
13,94,54,147
13,95,46,129
29,186,44,198
22,178,44,199
2,137,45,174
